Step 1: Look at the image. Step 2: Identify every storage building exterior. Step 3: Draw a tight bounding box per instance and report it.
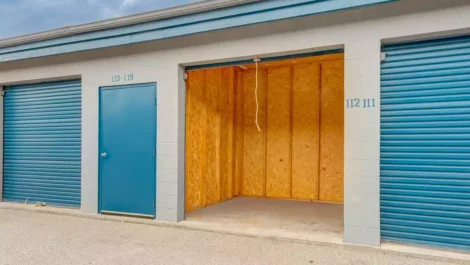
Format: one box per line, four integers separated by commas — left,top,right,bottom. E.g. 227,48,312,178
0,0,469,251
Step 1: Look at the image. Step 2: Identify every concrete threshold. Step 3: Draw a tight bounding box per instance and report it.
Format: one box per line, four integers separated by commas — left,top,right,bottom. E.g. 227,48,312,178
0,202,468,263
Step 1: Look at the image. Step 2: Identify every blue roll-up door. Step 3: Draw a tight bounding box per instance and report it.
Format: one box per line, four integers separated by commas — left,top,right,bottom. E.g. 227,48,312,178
381,36,470,250
2,80,82,207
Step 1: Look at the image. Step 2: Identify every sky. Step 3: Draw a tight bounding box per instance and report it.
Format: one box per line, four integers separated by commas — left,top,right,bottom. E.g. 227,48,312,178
0,0,198,39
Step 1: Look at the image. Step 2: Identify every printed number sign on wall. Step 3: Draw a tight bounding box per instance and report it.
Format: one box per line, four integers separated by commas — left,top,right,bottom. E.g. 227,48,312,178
346,98,376,108
112,74,134,83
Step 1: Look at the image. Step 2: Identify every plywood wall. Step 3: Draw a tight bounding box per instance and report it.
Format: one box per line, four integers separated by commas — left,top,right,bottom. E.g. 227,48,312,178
319,60,345,202
292,63,321,200
234,71,244,197
266,66,292,198
185,67,239,212
242,68,267,197
186,53,344,212
186,69,206,212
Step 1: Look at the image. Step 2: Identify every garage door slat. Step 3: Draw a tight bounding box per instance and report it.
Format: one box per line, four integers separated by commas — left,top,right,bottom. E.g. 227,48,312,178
2,80,82,208
381,212,470,227
381,194,469,207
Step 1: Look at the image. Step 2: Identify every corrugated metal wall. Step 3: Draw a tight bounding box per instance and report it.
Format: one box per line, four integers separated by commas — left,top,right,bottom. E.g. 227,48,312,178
2,80,82,207
381,36,470,250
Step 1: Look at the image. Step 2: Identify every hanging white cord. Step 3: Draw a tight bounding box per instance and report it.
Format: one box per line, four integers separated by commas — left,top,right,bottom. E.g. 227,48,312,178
254,57,261,132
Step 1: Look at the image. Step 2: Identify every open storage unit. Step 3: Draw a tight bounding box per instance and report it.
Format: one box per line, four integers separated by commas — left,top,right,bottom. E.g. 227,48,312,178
185,53,344,216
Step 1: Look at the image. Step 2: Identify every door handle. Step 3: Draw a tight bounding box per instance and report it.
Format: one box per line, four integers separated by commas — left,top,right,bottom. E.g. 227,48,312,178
101,152,108,158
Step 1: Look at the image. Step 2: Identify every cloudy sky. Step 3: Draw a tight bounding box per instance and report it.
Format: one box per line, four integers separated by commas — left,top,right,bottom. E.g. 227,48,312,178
0,0,197,39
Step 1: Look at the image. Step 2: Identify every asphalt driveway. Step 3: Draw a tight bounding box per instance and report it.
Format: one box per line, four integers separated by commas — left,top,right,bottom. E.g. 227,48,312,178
0,209,465,265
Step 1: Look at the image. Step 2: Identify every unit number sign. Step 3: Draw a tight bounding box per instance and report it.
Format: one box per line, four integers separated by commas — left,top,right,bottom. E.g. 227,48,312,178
346,98,376,108
112,73,134,83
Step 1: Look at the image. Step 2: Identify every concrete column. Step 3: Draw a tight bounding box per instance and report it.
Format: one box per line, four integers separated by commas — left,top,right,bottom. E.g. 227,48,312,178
343,40,381,246
155,64,181,222
176,65,186,222
81,82,99,214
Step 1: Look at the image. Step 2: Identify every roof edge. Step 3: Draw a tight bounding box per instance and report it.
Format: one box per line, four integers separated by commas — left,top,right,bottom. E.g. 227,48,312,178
0,0,258,48
0,0,398,62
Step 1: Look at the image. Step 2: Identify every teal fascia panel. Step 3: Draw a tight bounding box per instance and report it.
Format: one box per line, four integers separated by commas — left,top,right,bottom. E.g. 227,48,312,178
0,0,395,62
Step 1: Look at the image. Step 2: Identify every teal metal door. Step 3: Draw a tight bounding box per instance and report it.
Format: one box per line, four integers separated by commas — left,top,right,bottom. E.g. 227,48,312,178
381,36,470,250
99,83,156,217
3,80,82,207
